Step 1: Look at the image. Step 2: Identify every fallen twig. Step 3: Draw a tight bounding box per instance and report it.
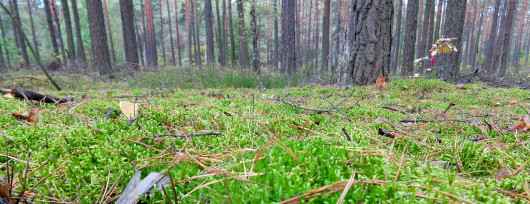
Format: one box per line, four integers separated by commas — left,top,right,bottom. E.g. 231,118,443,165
382,105,410,114
400,118,472,123
139,132,221,142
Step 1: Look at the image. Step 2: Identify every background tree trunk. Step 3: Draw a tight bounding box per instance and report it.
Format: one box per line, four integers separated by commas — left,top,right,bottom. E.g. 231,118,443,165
51,0,67,65
174,0,183,66
435,0,467,81
215,0,225,66
281,0,296,74
482,0,501,73
119,0,139,69
346,0,393,85
186,0,193,65
71,0,86,63
274,0,279,70
44,0,60,61
159,0,167,67
236,0,250,67
0,13,11,69
391,0,403,74
205,0,215,66
321,0,331,74
251,0,259,73
102,0,116,63
86,0,112,74
418,0,434,72
26,0,40,60
144,0,158,68
228,0,236,66
497,0,518,77
61,0,76,64
433,0,444,42
193,0,201,68
402,0,419,76
10,0,29,66
166,0,176,66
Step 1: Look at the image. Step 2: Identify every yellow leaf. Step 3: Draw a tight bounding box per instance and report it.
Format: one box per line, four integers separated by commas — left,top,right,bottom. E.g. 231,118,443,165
2,93,15,99
119,101,140,118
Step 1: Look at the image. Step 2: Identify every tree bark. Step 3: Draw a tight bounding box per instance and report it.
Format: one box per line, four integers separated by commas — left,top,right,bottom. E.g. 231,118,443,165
346,0,393,85
44,0,60,61
418,0,434,72
334,0,342,70
26,0,40,60
166,0,176,66
215,0,225,66
435,0,467,81
497,0,518,77
321,0,331,74
186,0,193,65
193,0,201,68
51,0,67,65
433,0,444,42
159,0,167,67
251,0,259,73
174,0,182,66
490,2,508,74
513,0,528,69
61,0,76,64
281,0,296,74
119,0,139,69
71,0,86,63
470,0,486,68
102,0,116,63
144,0,158,68
274,0,279,70
402,0,419,76
391,0,403,74
205,0,215,66
313,0,319,73
0,13,5,71
10,0,29,66
228,0,236,66
222,0,228,66
236,0,250,67
0,13,10,70
482,0,501,73
86,0,112,74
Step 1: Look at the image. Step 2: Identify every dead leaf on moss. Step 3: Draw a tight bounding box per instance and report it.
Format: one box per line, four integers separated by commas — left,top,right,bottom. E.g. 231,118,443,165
119,101,140,118
507,115,530,132
2,93,15,99
377,128,402,138
12,108,40,123
455,83,465,89
495,171,511,181
376,76,387,90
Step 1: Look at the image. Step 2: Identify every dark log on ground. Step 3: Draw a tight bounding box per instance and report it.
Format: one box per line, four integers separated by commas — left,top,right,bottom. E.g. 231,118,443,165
0,88,69,103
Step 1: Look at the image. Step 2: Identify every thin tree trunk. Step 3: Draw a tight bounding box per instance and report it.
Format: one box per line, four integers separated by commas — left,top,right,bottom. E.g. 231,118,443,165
391,0,403,74
205,0,215,66
418,0,434,72
471,0,486,68
166,0,176,66
313,0,319,73
174,0,182,66
251,0,259,73
145,0,158,68
102,0,116,63
135,3,146,65
215,0,225,66
119,0,139,69
0,13,6,70
60,0,76,64
141,0,148,65
222,0,229,66
433,0,444,42
159,0,167,67
86,0,112,74
51,0,67,65
334,0,342,70
228,0,236,66
71,0,86,62
491,3,508,74
186,0,193,65
321,0,331,74
236,0,250,67
44,0,60,61
26,0,40,60
402,0,419,76
274,0,279,70
497,0,518,77
193,0,201,68
482,0,501,73
10,0,29,66
513,0,528,68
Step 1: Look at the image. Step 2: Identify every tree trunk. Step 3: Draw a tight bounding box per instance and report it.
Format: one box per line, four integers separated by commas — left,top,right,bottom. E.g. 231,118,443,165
313,0,319,73
236,0,250,67
0,13,5,71
321,0,331,74
119,0,139,69
305,0,312,67
186,0,193,65
159,0,167,67
44,0,60,61
346,0,393,85
102,0,116,63
71,0,86,63
0,13,10,70
166,0,176,66
174,0,182,66
205,0,215,66
228,0,236,66
433,0,444,42
145,0,158,68
222,0,229,66
490,3,508,74
141,0,147,65
134,8,144,66
281,0,296,74
391,0,403,74
482,0,501,73
60,0,76,64
418,0,434,72
513,0,528,69
215,0,225,66
274,0,279,70
402,0,419,76
10,0,29,66
193,0,201,68
435,0,467,81
497,0,518,77
51,0,67,65
470,0,486,68
26,0,40,60
334,0,342,70
251,0,259,73
86,0,112,74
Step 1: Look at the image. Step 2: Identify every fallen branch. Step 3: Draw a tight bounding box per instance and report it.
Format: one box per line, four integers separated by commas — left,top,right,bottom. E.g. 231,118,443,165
400,118,472,123
139,132,220,142
1,88,69,104
382,105,410,114
279,99,333,113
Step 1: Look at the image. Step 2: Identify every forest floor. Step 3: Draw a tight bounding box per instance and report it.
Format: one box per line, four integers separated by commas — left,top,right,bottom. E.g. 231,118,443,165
1,72,530,203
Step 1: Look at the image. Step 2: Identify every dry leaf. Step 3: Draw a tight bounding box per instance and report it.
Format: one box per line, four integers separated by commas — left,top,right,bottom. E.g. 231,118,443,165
376,76,387,90
377,128,401,138
119,101,140,118
0,183,13,204
455,83,465,89
507,115,530,132
2,93,15,99
495,171,511,181
12,108,40,123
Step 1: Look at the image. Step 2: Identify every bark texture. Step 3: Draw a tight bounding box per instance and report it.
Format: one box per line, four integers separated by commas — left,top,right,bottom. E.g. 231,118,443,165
119,0,139,69
402,0,419,76
144,0,158,68
86,0,112,74
281,0,296,74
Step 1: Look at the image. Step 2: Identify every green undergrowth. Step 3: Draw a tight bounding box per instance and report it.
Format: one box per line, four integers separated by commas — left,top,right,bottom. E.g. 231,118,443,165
1,79,530,203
